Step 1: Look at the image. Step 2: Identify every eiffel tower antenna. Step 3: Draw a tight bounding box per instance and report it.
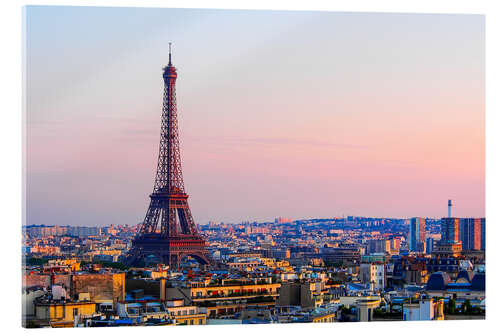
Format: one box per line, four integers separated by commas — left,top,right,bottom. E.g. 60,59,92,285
168,42,172,66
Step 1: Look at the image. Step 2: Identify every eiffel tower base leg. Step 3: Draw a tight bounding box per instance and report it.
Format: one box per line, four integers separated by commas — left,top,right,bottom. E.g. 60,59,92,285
126,236,211,270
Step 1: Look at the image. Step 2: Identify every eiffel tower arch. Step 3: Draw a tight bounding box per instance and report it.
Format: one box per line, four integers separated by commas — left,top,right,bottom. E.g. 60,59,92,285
126,44,212,269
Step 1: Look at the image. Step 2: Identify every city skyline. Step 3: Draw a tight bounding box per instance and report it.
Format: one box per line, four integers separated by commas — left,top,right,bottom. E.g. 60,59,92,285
21,213,475,228
26,6,484,226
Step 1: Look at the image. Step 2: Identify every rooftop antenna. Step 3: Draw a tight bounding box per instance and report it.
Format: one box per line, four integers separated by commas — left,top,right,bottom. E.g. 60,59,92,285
168,42,172,66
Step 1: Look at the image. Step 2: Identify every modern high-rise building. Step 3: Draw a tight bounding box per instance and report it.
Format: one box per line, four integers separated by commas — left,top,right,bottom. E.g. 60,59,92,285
480,218,486,251
440,217,460,244
459,218,481,251
409,217,426,252
425,237,435,255
435,217,462,256
425,234,441,255
367,239,390,254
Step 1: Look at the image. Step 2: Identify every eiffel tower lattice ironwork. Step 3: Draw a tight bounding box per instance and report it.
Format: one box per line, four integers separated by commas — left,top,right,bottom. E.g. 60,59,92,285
126,44,211,269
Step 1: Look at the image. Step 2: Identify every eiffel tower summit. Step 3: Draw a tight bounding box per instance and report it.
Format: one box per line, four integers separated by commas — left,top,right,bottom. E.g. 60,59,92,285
126,44,212,269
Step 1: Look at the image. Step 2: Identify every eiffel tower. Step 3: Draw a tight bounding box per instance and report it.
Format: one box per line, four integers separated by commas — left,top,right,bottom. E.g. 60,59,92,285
126,44,211,269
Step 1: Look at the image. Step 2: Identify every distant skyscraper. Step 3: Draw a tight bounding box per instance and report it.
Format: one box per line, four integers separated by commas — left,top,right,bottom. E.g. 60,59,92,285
409,217,426,252
480,217,486,251
440,217,460,244
367,239,390,254
425,237,435,254
460,218,481,251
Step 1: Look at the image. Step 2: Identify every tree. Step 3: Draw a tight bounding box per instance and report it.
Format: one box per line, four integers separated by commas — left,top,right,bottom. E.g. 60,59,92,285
461,300,472,314
25,257,48,266
374,308,385,317
446,299,457,315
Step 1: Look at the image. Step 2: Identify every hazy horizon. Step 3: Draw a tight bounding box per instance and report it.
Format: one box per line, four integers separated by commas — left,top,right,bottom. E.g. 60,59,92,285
22,214,463,228
25,6,485,226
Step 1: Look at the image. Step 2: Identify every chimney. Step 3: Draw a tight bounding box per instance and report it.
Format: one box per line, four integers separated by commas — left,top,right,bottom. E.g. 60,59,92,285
448,200,453,218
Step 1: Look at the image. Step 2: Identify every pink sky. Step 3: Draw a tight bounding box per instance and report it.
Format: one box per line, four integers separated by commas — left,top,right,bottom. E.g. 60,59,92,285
26,7,484,225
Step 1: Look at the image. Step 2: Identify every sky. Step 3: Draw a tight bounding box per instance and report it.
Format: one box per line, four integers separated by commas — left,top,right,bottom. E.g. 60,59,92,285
25,6,485,226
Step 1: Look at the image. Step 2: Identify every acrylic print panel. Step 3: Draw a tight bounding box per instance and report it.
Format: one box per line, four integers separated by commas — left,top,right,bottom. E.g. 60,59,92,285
22,5,485,328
